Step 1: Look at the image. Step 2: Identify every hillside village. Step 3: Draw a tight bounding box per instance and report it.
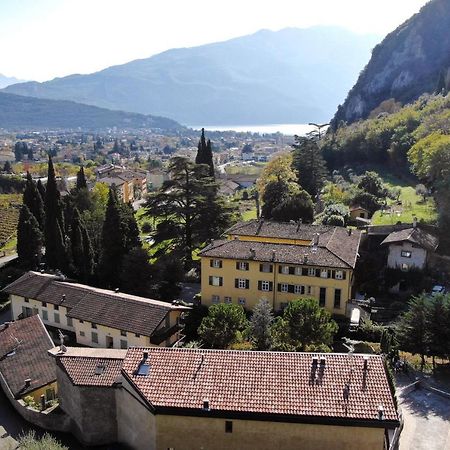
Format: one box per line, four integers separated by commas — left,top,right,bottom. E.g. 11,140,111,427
1,1,450,450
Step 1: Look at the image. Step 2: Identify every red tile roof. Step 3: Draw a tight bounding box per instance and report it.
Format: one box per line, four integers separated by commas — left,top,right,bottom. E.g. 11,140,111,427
57,352,124,387
122,348,398,426
0,315,56,398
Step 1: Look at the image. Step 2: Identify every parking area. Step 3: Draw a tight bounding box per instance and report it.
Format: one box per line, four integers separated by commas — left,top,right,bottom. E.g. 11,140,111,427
399,386,450,450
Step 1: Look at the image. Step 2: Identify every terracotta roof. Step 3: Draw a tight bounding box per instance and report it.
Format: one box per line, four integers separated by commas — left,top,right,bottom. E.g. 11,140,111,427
3,272,189,337
381,227,439,251
122,348,398,426
0,315,56,398
201,222,361,269
56,349,125,387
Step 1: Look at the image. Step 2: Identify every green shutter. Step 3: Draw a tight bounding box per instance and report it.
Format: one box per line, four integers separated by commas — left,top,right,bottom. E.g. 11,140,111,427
258,281,262,290
245,280,250,289
235,279,239,288
269,282,273,291
209,276,213,285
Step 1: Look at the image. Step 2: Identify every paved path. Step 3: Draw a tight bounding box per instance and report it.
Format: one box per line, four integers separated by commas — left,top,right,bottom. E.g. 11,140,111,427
399,386,450,450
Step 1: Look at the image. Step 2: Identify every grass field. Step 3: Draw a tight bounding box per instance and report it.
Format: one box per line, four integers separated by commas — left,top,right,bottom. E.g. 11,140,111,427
0,194,21,254
371,184,437,225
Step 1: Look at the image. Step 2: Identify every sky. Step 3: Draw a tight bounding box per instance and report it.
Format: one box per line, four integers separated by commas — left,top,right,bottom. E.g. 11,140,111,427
0,0,430,82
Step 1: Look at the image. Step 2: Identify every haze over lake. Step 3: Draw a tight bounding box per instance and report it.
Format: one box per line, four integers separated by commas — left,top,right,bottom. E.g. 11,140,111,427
190,123,317,136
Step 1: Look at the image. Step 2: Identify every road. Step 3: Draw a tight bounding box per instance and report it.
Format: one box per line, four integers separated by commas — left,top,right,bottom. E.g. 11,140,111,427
399,385,450,450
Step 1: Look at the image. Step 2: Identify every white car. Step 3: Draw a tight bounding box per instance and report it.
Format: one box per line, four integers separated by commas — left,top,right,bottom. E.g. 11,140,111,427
431,285,446,295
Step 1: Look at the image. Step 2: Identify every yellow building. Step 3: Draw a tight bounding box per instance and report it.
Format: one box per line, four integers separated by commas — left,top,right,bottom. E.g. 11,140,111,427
4,271,189,349
200,220,361,315
53,346,400,449
0,315,57,405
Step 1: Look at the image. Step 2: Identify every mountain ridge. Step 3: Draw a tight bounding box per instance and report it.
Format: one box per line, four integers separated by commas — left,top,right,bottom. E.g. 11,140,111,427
3,27,380,125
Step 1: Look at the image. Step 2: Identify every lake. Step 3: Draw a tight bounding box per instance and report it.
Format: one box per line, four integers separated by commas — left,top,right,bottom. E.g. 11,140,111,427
188,123,319,136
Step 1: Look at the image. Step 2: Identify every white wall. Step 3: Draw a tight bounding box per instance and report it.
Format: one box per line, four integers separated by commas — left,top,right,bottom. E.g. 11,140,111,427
387,242,427,270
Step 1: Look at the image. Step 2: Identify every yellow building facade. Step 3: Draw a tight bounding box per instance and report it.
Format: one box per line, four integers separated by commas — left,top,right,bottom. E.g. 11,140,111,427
200,220,361,315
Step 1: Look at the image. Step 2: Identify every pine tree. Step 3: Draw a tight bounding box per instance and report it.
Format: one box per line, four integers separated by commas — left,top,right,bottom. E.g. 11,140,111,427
98,188,126,288
195,128,215,178
17,205,42,269
76,166,87,190
70,208,94,283
23,172,45,231
292,135,328,197
119,247,155,296
44,156,68,270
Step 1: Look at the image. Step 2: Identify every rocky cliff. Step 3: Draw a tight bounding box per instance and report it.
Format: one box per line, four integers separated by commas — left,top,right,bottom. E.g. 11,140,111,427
332,0,450,127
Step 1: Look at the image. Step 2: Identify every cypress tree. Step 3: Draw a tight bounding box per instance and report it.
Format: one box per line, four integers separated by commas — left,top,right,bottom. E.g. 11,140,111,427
44,155,68,270
23,172,45,231
98,187,126,288
120,202,141,252
37,179,46,200
76,167,87,190
17,205,42,269
195,128,215,178
70,208,94,283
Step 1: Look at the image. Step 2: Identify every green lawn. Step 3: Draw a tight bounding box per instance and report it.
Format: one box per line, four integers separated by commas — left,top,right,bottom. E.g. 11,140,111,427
241,208,257,221
371,185,437,225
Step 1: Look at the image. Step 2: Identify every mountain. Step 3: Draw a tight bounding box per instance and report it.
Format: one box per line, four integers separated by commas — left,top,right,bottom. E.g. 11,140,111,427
0,74,25,89
0,92,183,130
2,27,380,126
332,0,450,126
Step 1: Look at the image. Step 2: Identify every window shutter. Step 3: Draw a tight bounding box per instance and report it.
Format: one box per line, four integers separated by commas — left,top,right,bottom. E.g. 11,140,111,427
289,267,295,275
270,265,273,273
278,266,283,274
277,283,282,292
210,260,213,267
269,282,273,291
236,262,240,270
245,262,249,270
288,285,295,294
209,276,213,285
235,279,239,288
245,280,250,289
258,281,262,290
302,268,308,276
219,277,223,287
315,269,320,277
332,270,336,279
343,271,347,280
259,264,263,272
218,260,222,268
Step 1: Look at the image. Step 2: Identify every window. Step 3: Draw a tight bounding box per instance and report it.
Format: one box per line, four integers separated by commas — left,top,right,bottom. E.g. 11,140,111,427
120,340,128,349
294,285,304,295
54,312,60,324
224,296,232,304
319,287,326,307
401,250,412,258
42,310,48,321
236,261,249,271
91,332,98,344
258,280,273,292
320,269,328,279
280,265,290,274
121,330,127,337
308,268,316,277
66,316,73,327
92,322,97,329
210,259,222,268
54,305,59,311
80,331,85,337
79,319,84,324
24,297,29,303
279,283,289,293
209,276,223,286
306,286,312,295
45,388,56,401
335,270,344,280
225,421,233,433
42,302,47,307
295,267,303,276
212,295,220,304
235,278,249,289
238,297,246,306
135,334,140,338
334,289,342,309
259,263,273,273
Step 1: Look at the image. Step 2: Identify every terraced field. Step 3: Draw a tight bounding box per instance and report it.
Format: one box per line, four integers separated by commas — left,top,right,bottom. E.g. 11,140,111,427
0,194,21,249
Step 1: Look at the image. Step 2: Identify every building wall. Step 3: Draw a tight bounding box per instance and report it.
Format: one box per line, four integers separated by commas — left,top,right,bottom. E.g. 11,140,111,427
156,415,385,450
11,295,74,332
73,319,153,349
201,258,352,315
116,377,156,450
27,381,58,404
387,242,427,270
56,365,118,446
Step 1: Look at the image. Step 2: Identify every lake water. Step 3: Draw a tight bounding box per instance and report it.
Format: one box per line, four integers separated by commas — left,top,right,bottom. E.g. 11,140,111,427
189,123,317,136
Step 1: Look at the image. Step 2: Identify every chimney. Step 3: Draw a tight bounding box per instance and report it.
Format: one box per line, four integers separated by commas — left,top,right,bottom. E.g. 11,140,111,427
303,255,308,264
203,399,210,410
312,356,318,366
363,356,369,370
378,405,384,420
24,378,31,388
313,233,320,246
143,351,149,360
343,383,350,401
271,250,276,261
115,288,120,293
319,356,326,367
249,248,256,259
61,294,66,303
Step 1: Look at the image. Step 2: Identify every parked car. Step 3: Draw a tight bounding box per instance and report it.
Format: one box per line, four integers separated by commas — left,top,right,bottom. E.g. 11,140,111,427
431,285,446,295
